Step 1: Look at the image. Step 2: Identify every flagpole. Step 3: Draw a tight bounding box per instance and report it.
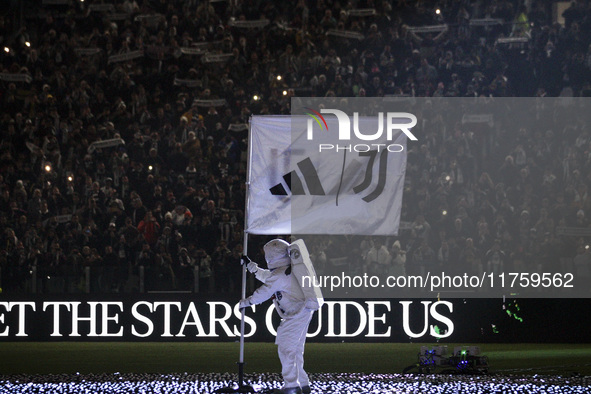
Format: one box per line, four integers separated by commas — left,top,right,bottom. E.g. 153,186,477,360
215,117,255,394
239,116,255,385
238,230,249,389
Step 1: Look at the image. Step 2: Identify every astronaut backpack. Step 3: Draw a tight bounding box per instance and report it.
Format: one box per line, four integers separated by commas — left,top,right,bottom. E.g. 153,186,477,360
288,239,324,310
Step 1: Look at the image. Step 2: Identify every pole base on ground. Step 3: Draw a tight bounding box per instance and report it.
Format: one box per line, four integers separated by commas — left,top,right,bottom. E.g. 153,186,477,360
213,362,257,393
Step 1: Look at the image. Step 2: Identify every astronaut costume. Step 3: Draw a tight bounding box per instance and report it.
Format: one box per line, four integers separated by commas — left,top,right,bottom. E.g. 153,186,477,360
240,239,322,394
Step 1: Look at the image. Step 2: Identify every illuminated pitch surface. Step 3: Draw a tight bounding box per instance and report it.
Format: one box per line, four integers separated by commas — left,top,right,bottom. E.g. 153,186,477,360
0,372,589,393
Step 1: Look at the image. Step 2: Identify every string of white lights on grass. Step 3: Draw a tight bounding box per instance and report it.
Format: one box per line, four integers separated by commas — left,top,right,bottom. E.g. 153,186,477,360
0,372,589,393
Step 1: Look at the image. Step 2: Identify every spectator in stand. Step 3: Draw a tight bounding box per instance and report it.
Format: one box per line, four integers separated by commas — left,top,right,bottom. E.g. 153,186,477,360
137,211,160,248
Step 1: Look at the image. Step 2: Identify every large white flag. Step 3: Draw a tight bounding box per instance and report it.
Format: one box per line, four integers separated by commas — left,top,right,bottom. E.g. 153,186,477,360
246,115,409,235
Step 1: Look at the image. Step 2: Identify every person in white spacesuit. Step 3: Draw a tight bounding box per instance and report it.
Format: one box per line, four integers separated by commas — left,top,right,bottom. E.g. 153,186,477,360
240,239,316,394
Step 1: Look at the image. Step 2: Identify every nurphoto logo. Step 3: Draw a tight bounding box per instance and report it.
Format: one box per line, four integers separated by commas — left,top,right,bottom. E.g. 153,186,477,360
304,108,418,153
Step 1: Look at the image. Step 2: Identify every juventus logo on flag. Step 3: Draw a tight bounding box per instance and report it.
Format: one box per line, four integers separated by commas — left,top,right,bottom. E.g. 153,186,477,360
353,150,388,203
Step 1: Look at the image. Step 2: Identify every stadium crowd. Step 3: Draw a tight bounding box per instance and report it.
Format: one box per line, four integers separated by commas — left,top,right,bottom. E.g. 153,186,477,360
0,0,591,294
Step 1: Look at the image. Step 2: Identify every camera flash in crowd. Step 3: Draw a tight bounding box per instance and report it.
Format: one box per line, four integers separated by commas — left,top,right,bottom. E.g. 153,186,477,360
253,95,259,101
44,164,52,173
442,210,448,216
67,175,73,182
25,42,31,48
276,75,282,81
283,90,287,96
435,8,441,15
445,175,451,182
148,165,153,171
3,47,9,53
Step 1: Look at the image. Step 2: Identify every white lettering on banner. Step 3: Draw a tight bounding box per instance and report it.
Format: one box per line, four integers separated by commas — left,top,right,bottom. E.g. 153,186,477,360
154,302,182,337
429,302,454,339
0,300,454,339
232,304,257,337
400,301,454,339
176,302,208,337
131,301,154,337
72,302,122,337
0,302,35,337
208,302,234,337
102,302,124,337
325,301,366,337
0,303,7,336
42,302,123,337
366,301,391,337
43,302,71,336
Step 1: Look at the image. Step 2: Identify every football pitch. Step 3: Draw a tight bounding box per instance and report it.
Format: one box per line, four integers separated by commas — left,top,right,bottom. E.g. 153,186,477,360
1,342,591,376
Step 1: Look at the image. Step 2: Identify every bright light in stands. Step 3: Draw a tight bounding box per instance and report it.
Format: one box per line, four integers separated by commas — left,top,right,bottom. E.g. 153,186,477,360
148,165,153,171
3,47,9,53
67,175,73,182
282,90,287,96
442,210,447,216
435,8,441,15
44,164,52,173
253,95,259,101
277,75,282,81
25,42,31,47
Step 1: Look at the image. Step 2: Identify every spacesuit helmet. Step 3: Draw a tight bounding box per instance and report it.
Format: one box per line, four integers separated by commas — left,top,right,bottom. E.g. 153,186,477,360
263,239,291,269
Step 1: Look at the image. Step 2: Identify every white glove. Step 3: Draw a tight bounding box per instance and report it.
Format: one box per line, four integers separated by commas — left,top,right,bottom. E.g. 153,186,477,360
247,261,259,273
239,299,252,310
